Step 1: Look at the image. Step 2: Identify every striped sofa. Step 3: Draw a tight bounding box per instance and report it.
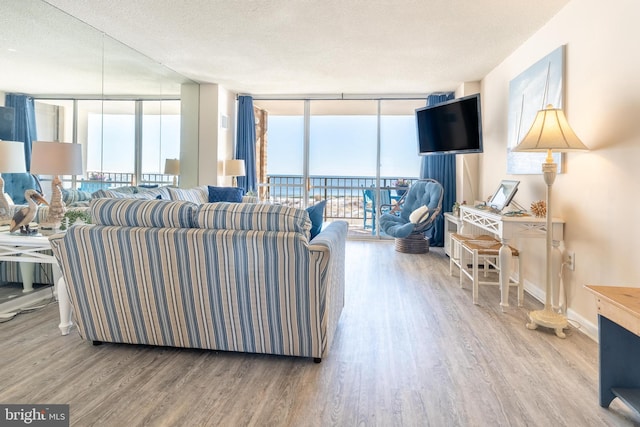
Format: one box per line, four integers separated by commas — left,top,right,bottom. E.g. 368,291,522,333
0,186,255,285
49,198,348,362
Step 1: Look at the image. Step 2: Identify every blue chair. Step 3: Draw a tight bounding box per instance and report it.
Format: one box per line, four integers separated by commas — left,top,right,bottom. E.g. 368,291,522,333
3,173,43,205
362,187,393,234
378,179,444,253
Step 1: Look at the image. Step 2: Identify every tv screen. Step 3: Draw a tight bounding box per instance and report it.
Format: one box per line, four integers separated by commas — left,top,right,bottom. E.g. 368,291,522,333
415,94,483,155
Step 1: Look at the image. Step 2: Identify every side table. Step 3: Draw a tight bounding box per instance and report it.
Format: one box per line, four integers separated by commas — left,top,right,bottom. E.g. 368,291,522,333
0,231,73,335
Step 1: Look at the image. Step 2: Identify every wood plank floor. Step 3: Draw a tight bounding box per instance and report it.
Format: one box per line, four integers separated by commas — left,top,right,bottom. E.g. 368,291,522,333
1,241,639,426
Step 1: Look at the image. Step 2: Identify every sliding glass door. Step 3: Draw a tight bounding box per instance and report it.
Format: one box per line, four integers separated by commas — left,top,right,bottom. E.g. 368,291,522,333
253,97,424,238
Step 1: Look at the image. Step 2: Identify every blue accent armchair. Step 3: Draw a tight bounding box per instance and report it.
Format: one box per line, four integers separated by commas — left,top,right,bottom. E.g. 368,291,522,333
3,173,42,205
378,179,444,253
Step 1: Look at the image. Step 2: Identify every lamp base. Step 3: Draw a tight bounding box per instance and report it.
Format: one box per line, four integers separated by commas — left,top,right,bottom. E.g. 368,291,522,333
39,222,61,236
526,308,568,338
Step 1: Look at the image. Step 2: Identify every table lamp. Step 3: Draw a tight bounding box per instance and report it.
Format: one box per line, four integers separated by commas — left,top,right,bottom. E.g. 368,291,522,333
0,140,27,224
224,159,245,187
164,158,180,186
513,105,588,338
30,141,83,228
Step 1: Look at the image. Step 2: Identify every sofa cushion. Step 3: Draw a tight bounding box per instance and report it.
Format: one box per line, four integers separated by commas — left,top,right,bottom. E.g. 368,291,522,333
137,186,171,200
92,186,171,200
306,200,326,239
207,186,245,203
193,202,311,235
168,186,209,204
91,198,196,228
62,188,93,205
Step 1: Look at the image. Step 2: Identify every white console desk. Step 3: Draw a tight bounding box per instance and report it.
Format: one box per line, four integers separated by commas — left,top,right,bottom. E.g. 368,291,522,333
458,205,565,308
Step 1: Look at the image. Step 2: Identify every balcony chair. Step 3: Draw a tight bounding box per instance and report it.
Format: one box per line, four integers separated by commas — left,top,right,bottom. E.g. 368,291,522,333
378,179,444,253
362,187,393,235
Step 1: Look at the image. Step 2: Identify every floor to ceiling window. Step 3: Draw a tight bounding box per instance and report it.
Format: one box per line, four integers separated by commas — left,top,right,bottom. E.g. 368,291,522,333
34,98,180,191
253,97,425,237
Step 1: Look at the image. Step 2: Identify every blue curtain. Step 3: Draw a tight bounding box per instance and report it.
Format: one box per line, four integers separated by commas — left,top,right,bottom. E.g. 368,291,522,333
4,93,37,170
235,96,257,193
420,92,455,247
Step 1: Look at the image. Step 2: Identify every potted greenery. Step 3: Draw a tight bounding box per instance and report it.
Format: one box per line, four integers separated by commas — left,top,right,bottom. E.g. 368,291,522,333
60,210,92,231
393,178,409,196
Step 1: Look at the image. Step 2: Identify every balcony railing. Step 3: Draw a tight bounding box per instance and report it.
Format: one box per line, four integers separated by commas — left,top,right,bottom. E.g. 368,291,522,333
74,173,173,193
260,175,416,236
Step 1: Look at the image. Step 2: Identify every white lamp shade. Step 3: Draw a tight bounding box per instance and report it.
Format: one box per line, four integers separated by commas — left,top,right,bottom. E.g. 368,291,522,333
164,158,180,175
30,141,83,175
513,105,588,152
0,140,27,173
224,159,246,177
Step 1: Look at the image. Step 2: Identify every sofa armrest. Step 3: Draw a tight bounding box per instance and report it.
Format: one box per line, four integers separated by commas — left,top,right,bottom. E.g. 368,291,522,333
308,220,348,357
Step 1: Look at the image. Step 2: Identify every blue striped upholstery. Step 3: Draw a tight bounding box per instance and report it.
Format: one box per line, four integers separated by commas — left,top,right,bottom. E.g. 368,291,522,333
90,198,196,228
92,187,172,200
194,202,311,235
168,186,209,204
49,216,348,359
62,188,93,205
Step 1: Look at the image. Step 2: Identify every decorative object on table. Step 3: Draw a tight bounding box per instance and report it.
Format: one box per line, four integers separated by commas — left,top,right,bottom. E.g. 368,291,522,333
530,200,546,218
164,158,180,186
452,202,460,216
393,178,409,196
508,45,565,174
59,209,92,231
0,140,27,224
514,104,588,338
10,189,49,234
30,141,83,230
451,201,468,217
224,159,246,187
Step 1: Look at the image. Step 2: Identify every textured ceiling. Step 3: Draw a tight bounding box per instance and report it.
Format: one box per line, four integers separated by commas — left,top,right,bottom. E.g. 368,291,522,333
2,0,569,96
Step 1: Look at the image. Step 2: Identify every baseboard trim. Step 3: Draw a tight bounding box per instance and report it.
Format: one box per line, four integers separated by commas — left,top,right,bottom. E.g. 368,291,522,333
0,286,54,315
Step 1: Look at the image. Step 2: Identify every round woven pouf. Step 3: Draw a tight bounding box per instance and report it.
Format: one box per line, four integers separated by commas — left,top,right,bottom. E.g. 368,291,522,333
395,235,430,254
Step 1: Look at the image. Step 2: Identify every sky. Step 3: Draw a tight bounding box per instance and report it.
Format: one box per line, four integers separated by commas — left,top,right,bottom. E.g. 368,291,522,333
87,114,180,174
267,115,422,178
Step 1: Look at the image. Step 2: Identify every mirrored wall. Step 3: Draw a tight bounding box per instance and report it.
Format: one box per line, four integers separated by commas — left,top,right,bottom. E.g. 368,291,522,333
0,0,194,188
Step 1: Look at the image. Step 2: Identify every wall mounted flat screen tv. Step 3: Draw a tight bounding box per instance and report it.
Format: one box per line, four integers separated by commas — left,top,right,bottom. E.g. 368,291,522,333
415,94,483,155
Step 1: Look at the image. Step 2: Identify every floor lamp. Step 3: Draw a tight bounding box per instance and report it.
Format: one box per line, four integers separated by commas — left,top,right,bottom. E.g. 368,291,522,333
513,105,588,338
30,141,83,229
0,140,27,225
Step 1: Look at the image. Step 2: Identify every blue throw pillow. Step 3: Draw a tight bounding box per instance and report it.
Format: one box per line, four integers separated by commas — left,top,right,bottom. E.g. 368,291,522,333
306,200,326,239
207,186,245,203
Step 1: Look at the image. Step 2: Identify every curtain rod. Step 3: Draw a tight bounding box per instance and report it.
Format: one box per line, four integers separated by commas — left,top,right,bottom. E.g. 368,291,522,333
238,93,445,101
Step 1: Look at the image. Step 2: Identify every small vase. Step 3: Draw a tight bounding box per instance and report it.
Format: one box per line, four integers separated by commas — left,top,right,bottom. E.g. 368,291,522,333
396,186,408,197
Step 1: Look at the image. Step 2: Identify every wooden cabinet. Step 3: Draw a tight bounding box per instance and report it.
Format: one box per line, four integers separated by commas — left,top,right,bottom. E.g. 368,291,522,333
585,285,640,414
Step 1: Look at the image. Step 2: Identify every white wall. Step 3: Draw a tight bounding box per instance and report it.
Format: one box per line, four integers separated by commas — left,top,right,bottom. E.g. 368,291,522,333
481,0,640,339
180,83,237,188
455,82,481,205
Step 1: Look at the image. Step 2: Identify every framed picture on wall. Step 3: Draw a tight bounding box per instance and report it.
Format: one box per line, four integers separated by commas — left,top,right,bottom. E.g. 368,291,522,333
507,45,565,174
